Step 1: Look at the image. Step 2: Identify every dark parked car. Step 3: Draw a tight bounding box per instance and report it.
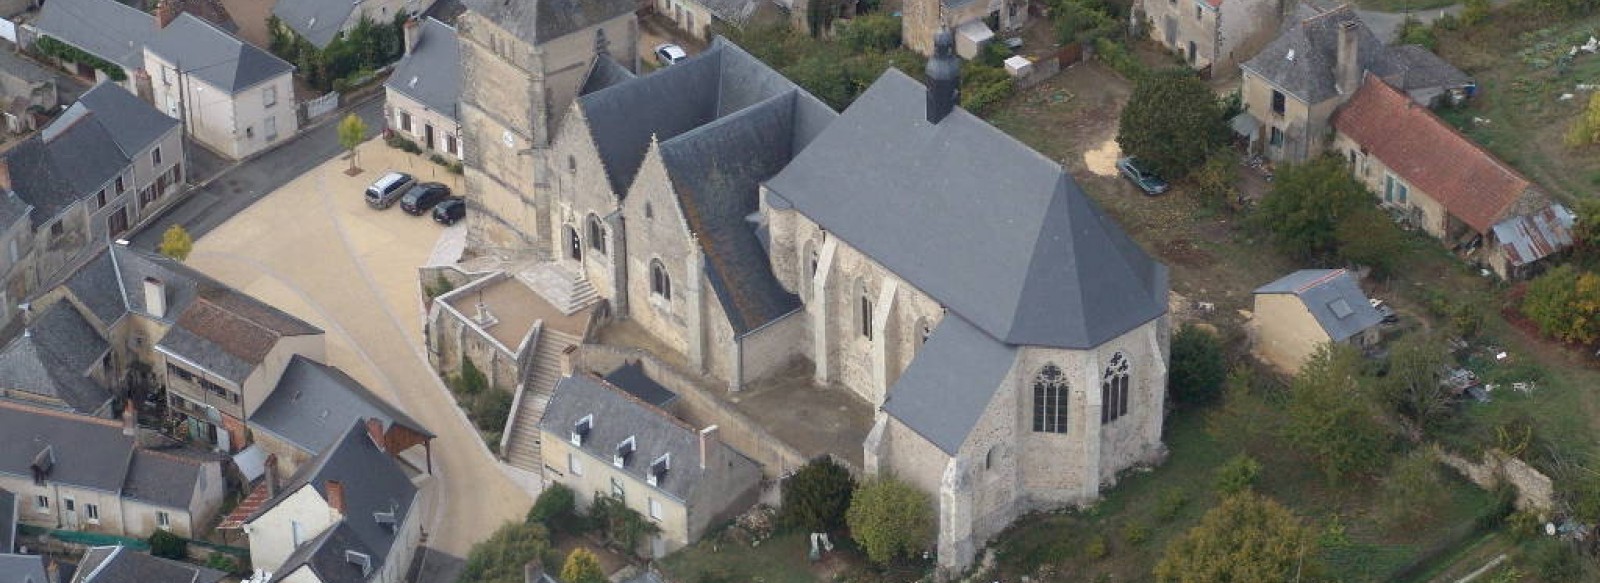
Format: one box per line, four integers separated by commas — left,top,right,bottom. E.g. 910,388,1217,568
365,171,417,209
400,182,452,215
1116,157,1169,195
433,197,465,225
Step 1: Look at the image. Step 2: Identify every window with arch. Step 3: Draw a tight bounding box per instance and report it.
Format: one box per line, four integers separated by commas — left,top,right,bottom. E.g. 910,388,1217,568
586,214,606,255
1032,364,1068,434
1102,353,1131,424
650,259,672,300
565,225,581,261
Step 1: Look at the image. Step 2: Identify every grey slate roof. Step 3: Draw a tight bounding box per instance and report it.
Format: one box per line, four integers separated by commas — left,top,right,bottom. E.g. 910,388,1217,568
267,521,377,583
539,374,759,501
0,300,112,414
1240,6,1468,104
145,13,293,93
882,316,1018,454
72,546,225,583
0,401,133,493
579,38,807,196
0,554,47,583
579,55,635,97
0,193,32,234
271,0,356,48
156,324,254,384
385,18,460,120
765,70,1169,350
34,0,155,70
57,243,209,327
0,489,14,553
156,286,323,386
1254,269,1382,342
250,422,417,580
658,90,834,333
122,449,211,510
4,84,177,226
602,361,677,408
462,0,634,46
251,355,434,455
694,0,760,25
0,49,57,87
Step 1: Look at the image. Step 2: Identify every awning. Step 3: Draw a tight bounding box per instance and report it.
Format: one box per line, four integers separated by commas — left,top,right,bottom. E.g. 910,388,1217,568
1230,112,1259,137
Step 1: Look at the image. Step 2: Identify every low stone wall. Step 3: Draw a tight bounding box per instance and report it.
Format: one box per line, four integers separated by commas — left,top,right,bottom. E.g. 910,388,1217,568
579,344,809,479
1437,446,1555,513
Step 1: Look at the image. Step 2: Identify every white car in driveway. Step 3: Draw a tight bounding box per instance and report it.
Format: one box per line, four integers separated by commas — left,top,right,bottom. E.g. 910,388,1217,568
654,43,688,66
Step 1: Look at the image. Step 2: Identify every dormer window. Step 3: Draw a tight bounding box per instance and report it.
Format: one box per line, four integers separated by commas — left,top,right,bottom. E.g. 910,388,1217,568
571,414,592,445
613,436,636,468
647,453,670,487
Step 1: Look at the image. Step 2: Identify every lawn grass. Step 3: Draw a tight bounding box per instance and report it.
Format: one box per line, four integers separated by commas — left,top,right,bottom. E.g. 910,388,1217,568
662,533,821,583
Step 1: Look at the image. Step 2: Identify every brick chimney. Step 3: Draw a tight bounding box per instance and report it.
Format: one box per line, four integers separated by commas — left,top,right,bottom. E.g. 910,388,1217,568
155,0,177,28
325,480,346,515
698,425,719,470
122,399,137,437
143,277,166,319
402,17,421,55
365,418,386,452
1336,20,1360,95
264,453,280,496
0,158,12,192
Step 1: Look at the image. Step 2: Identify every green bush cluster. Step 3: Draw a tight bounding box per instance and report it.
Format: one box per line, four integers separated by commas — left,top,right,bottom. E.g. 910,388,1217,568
528,483,583,535
269,14,405,92
447,357,514,442
148,530,186,560
34,36,126,81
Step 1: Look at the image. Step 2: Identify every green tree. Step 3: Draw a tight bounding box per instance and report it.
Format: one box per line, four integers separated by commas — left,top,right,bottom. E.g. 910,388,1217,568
1154,492,1321,582
147,529,186,559
1252,155,1374,260
1523,265,1600,343
1380,332,1454,434
588,494,660,557
1572,198,1600,263
560,548,605,583
527,482,581,534
1191,150,1240,210
338,114,368,172
1461,0,1492,25
846,476,934,565
1285,344,1393,483
1335,207,1407,278
1397,17,1436,49
1169,324,1228,408
1379,449,1446,527
1116,69,1228,180
459,521,551,583
779,456,857,532
159,224,194,261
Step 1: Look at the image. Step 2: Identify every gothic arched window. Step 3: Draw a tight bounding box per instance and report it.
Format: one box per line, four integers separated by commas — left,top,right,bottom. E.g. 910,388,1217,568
586,214,606,255
565,225,581,262
1102,353,1131,424
857,280,873,340
650,259,672,300
1032,364,1068,434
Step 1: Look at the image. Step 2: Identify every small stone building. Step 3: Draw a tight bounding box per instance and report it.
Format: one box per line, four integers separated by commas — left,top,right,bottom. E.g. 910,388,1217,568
385,17,463,161
1251,269,1382,374
1139,0,1285,74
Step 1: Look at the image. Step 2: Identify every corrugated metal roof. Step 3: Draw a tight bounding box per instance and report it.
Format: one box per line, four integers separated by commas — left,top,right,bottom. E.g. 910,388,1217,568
1492,204,1575,267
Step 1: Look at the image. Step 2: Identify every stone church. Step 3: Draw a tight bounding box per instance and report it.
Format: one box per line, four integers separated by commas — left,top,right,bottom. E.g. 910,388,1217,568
448,5,1171,570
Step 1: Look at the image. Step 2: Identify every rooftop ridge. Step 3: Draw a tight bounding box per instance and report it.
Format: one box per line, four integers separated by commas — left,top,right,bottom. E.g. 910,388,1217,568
0,399,123,429
574,372,700,434
1293,268,1346,294
1356,75,1533,186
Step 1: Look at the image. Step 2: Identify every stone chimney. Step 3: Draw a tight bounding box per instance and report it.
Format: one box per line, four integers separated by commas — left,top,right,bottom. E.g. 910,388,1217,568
523,559,546,583
325,480,346,515
264,453,280,496
1336,20,1360,95
155,0,177,28
122,399,137,437
143,277,166,319
698,425,719,470
924,28,960,124
403,17,421,55
365,417,387,452
0,158,12,192
559,345,578,376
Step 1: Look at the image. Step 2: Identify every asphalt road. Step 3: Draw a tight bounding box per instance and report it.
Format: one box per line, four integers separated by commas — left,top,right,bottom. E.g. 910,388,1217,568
128,97,386,249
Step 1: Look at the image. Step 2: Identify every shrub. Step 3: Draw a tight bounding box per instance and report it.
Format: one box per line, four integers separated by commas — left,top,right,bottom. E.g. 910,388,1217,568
837,13,901,52
1522,265,1600,343
1156,487,1189,522
458,357,488,396
960,62,1015,115
1154,493,1321,582
1094,37,1144,81
34,36,127,81
846,476,934,565
589,493,660,557
1214,453,1261,495
1379,449,1445,527
206,553,240,574
560,548,606,583
1086,534,1108,560
471,389,514,434
1170,324,1227,408
148,530,186,560
431,153,449,166
528,483,582,534
1123,521,1151,545
778,456,857,533
459,522,551,583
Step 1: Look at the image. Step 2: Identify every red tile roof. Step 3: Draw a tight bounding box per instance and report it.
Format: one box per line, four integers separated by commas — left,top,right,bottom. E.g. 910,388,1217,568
217,482,269,529
1332,75,1533,234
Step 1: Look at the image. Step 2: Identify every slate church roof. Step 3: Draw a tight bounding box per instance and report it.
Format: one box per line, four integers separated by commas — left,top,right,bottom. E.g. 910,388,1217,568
145,13,293,93
463,0,635,45
1254,269,1382,342
385,18,461,120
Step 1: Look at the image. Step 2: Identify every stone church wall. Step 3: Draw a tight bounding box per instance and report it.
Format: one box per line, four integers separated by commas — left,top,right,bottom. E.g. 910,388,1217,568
621,153,696,360
737,308,806,386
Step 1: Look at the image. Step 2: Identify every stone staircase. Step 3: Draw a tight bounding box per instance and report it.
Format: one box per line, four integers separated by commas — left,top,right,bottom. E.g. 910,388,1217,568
502,328,584,473
517,263,599,315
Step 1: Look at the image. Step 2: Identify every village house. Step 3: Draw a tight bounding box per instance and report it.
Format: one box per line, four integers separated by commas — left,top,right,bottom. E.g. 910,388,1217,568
144,10,298,160
1237,5,1471,162
0,83,184,329
70,545,226,583
271,0,430,49
384,17,463,162
0,50,59,135
1138,0,1286,74
0,298,116,416
537,373,761,557
242,422,423,583
902,0,1028,57
652,0,771,42
439,13,1171,568
30,0,237,96
1331,75,1574,279
1252,269,1383,374
0,401,225,540
249,355,435,480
